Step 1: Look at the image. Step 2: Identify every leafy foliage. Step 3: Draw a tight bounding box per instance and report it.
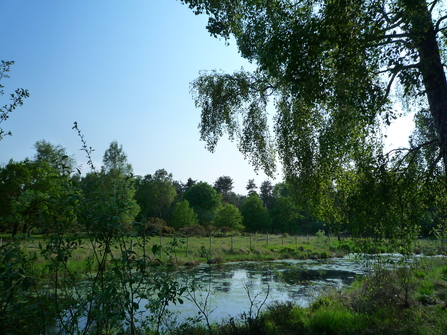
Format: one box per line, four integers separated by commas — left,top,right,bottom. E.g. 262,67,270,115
135,169,177,221
170,199,198,230
180,0,447,244
0,124,189,334
270,196,302,234
241,192,270,232
33,139,76,174
102,140,133,176
214,203,245,232
0,61,29,140
143,217,175,235
184,182,221,225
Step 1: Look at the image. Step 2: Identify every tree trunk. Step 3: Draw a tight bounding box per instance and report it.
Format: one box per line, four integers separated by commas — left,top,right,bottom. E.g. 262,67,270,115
403,0,447,173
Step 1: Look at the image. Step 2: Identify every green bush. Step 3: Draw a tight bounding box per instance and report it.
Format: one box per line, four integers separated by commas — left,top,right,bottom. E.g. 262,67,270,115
261,302,306,335
306,308,364,335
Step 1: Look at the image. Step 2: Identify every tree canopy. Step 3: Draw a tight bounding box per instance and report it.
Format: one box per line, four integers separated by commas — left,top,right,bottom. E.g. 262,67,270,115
180,0,447,239
170,199,198,229
241,192,270,232
134,169,177,221
214,175,234,195
33,140,76,174
214,203,244,231
102,140,133,176
184,182,221,225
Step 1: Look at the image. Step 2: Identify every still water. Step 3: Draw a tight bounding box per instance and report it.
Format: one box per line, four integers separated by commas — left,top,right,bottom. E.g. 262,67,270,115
149,256,367,324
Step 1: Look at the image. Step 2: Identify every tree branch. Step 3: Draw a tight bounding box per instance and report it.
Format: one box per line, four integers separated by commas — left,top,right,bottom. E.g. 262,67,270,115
383,70,398,102
429,0,441,13
427,152,442,177
382,32,412,39
435,14,447,32
387,139,438,171
366,37,410,49
376,63,419,75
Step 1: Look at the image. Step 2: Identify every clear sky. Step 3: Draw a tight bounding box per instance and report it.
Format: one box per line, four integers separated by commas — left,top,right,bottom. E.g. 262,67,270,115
0,1,413,194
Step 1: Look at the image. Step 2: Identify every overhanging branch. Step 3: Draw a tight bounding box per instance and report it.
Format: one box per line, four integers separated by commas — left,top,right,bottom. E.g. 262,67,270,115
386,139,439,171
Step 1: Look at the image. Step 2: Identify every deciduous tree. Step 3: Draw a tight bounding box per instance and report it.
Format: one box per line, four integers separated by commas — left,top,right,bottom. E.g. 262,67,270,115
134,169,177,221
79,142,139,230
169,199,198,230
214,203,244,232
33,140,76,174
270,196,302,234
180,0,447,241
241,192,270,232
184,182,221,225
102,140,133,176
0,159,71,235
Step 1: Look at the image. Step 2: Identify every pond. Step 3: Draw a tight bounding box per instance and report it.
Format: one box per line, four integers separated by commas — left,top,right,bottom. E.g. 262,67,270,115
144,255,368,324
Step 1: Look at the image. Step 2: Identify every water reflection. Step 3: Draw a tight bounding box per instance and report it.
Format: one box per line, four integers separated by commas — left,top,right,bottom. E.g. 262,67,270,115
163,256,366,324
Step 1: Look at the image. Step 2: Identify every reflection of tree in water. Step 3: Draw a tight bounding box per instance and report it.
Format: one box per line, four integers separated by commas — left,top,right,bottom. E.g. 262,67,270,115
214,281,231,293
187,261,359,302
218,271,235,279
281,268,356,286
261,269,276,283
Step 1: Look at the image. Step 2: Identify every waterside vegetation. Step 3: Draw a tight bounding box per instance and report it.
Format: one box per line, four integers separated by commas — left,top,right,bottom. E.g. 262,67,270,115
1,230,447,334
175,257,447,335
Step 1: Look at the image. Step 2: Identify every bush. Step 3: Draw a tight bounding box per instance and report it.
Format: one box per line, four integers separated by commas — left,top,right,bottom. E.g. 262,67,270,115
306,308,363,335
345,266,419,313
142,217,175,235
177,224,206,237
261,301,306,334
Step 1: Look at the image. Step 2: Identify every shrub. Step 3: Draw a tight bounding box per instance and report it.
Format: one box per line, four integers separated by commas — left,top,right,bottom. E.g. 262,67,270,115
306,308,363,335
177,224,206,237
261,302,306,335
143,217,175,235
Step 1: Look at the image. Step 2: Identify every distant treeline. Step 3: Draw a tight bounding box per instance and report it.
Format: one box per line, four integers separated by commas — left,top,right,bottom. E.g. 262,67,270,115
0,140,438,237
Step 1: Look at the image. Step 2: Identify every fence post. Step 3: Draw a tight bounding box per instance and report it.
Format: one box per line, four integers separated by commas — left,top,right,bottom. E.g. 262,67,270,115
209,233,212,255
231,233,234,251
159,234,163,259
295,235,297,245
267,232,269,247
282,235,284,245
186,236,189,257
250,233,252,250
129,239,133,252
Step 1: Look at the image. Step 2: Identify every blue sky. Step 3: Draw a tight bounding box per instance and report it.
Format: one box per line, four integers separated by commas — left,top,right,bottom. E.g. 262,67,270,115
0,0,278,194
0,1,412,194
